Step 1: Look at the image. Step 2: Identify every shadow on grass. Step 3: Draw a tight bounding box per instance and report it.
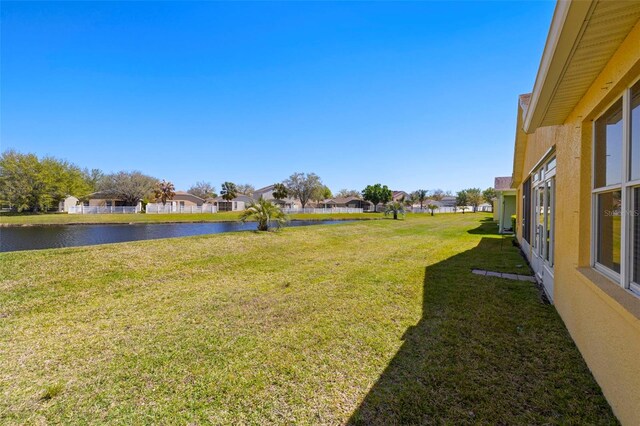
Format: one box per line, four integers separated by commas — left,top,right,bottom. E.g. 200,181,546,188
466,217,499,235
347,237,617,425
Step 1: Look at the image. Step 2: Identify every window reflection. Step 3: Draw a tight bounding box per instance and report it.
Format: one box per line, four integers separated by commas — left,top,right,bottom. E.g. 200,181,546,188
594,100,623,188
631,81,640,181
597,191,622,273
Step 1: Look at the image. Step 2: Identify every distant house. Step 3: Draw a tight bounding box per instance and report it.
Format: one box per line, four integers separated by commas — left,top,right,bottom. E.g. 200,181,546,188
317,197,374,211
212,194,253,212
163,191,205,209
58,196,79,212
253,185,300,208
87,191,131,207
439,196,457,208
493,176,515,233
146,191,213,213
392,191,410,202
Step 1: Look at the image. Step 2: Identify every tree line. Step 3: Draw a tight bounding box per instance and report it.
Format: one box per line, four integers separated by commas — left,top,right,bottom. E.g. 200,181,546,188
1,150,497,213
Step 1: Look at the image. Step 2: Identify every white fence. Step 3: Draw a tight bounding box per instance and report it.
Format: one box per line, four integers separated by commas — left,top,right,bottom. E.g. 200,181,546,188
410,206,492,214
145,204,217,214
283,207,364,214
68,205,141,214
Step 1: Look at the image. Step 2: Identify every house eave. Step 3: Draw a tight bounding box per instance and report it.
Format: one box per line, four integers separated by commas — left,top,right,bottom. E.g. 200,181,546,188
523,0,595,134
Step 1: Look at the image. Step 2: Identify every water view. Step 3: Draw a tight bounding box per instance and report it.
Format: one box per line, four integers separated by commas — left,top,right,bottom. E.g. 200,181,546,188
0,220,354,252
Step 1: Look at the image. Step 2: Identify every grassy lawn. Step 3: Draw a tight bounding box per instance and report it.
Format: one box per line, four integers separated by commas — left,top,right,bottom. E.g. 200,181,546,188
0,211,384,226
0,214,616,424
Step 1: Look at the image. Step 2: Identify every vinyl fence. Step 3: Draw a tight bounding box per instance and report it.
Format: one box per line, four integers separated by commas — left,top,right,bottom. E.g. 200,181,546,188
411,206,493,214
282,207,364,214
68,205,141,214
145,204,217,214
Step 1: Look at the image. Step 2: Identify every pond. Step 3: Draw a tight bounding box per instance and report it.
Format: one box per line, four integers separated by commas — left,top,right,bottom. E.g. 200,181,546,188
0,220,356,252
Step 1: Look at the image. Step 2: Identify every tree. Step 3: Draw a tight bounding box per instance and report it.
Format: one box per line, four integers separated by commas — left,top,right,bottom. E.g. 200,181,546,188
284,172,322,208
336,189,361,198
427,203,439,216
220,182,238,202
430,189,447,201
0,150,93,212
312,185,332,202
466,188,483,212
455,190,469,214
413,189,428,210
97,171,157,206
154,180,176,205
384,201,405,220
188,181,217,200
236,184,255,197
85,168,104,192
483,187,497,211
272,183,289,200
239,198,288,231
362,184,392,212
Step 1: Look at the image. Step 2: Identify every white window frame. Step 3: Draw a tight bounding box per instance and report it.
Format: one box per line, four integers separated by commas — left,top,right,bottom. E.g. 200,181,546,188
530,153,556,269
591,77,640,297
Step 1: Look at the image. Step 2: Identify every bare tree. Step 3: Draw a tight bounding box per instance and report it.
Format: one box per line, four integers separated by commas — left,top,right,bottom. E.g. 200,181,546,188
284,172,322,208
430,189,446,201
97,171,157,206
336,189,361,198
236,184,255,197
188,181,216,199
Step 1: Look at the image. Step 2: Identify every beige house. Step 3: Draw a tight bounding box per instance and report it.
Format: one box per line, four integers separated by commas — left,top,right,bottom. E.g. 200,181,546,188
253,185,300,208
318,197,374,211
58,195,79,212
212,194,253,212
493,177,516,233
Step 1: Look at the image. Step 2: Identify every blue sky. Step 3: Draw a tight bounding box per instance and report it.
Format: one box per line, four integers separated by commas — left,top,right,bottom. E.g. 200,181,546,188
1,1,555,193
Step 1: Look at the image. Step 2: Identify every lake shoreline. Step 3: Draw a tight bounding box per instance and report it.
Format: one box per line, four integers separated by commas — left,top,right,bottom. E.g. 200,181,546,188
0,217,379,227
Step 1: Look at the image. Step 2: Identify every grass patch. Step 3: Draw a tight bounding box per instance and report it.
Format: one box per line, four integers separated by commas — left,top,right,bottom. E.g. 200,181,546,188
40,383,64,401
0,213,616,424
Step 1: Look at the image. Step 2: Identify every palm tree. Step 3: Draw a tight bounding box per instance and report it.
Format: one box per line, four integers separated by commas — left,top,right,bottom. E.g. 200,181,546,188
154,180,176,206
221,182,238,202
415,189,428,210
239,198,288,231
427,203,439,216
384,201,406,220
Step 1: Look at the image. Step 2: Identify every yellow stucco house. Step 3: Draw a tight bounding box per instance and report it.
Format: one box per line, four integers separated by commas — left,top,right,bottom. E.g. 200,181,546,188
510,1,640,423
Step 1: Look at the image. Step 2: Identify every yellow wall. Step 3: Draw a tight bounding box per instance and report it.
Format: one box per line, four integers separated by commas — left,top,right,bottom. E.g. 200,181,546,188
513,21,640,425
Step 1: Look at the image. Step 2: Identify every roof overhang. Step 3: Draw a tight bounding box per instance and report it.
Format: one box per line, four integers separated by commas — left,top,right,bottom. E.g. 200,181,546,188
523,0,640,133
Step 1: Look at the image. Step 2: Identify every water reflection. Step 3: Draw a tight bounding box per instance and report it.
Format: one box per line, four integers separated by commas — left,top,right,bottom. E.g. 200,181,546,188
0,220,354,252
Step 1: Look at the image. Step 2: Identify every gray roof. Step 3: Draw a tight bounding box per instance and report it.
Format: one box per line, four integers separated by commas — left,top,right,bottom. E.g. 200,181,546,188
494,176,513,190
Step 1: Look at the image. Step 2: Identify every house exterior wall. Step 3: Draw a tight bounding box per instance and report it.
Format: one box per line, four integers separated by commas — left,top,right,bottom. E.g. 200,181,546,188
59,196,79,212
88,198,123,207
513,21,640,425
169,199,200,208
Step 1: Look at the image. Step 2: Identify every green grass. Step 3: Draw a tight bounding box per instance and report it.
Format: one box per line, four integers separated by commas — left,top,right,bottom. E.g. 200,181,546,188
0,214,617,424
0,211,384,226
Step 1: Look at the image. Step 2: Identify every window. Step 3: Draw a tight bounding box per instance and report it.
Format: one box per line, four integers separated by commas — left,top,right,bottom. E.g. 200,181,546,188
594,99,623,188
632,187,639,287
530,153,556,268
596,190,621,273
593,79,640,295
631,80,640,181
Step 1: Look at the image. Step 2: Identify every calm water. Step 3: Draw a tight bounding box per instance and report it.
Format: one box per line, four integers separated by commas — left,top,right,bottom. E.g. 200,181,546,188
0,220,354,252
